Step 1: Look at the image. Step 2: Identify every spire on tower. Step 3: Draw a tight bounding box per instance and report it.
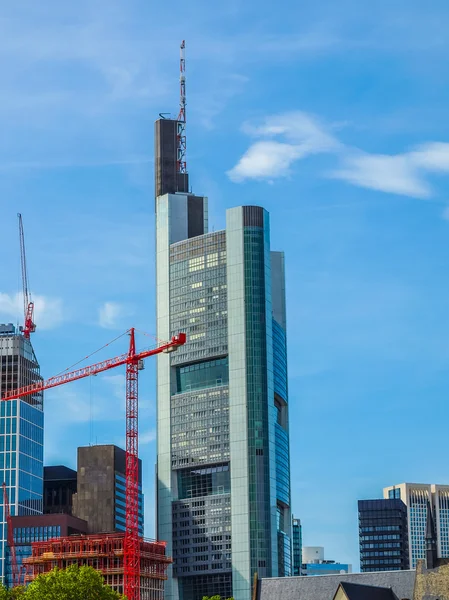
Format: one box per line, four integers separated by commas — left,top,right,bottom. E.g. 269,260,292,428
177,40,187,174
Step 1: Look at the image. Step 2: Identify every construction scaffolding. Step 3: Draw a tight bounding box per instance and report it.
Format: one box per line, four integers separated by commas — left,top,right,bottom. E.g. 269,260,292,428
23,533,172,600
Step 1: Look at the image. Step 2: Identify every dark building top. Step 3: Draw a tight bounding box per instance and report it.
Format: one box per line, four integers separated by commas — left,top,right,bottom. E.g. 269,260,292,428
359,499,409,572
154,118,189,200
44,465,77,515
337,581,399,600
72,445,143,535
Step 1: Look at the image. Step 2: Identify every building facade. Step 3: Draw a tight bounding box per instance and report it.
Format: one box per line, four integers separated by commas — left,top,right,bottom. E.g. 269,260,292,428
0,324,44,584
383,483,449,568
358,499,409,572
72,445,143,536
155,119,292,600
292,517,302,576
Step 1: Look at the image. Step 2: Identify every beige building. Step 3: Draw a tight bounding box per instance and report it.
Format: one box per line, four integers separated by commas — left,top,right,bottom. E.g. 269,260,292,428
384,483,449,568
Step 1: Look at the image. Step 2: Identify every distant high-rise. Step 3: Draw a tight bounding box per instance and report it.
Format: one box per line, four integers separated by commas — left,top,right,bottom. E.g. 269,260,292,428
358,499,409,572
155,120,292,600
292,517,302,576
0,323,44,584
383,483,449,568
301,547,352,576
72,445,143,536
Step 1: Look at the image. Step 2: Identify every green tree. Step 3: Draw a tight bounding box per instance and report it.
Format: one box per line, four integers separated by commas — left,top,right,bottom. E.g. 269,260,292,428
0,584,25,599
202,596,234,600
25,565,124,600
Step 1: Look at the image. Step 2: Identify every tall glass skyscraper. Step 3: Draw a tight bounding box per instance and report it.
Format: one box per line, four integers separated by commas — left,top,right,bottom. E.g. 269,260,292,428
155,119,292,600
0,324,44,585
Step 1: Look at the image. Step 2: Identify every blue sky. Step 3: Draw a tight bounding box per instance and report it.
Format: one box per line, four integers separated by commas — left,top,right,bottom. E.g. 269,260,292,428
1,0,449,571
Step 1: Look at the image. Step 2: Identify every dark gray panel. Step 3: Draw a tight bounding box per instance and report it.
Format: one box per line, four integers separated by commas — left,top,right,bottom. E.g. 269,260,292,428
187,195,205,238
243,205,264,227
154,119,189,202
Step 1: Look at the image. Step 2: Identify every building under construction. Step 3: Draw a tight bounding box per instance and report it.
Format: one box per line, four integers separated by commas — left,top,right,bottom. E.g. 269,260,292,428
23,533,171,600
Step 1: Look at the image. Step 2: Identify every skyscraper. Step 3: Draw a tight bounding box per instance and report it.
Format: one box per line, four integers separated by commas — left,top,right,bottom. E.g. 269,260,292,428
383,483,449,568
358,499,409,572
0,323,44,584
155,119,292,600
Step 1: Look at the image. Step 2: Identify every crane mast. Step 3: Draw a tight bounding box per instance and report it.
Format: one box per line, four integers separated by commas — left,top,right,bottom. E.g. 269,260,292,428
18,214,36,340
3,483,18,588
2,329,186,600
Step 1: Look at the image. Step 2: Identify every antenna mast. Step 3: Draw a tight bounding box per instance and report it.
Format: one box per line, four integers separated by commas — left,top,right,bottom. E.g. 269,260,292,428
177,40,187,174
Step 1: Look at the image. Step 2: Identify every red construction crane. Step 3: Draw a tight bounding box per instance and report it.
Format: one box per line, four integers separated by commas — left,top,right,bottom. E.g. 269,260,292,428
18,214,36,340
2,328,186,600
3,483,19,588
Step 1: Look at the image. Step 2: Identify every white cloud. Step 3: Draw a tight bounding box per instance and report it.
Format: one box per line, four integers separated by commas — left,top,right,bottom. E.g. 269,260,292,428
98,301,132,329
330,152,432,199
331,142,449,199
410,142,449,172
140,429,156,445
231,111,449,199
0,292,63,329
228,111,340,182
228,141,304,182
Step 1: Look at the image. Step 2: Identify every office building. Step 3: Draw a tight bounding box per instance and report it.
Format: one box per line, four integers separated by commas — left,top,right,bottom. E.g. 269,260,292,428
72,445,143,536
43,465,77,515
358,499,409,572
155,119,292,600
6,512,88,586
292,517,302,576
383,483,449,568
301,547,351,576
0,323,44,584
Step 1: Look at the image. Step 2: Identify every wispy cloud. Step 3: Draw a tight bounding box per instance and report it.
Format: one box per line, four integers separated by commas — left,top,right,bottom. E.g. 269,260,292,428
0,292,63,329
98,301,132,329
228,110,449,202
227,111,340,182
443,206,449,221
330,152,432,199
331,143,449,199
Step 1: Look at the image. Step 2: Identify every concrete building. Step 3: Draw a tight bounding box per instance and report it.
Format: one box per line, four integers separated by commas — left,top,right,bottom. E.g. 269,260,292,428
155,119,292,600
302,547,351,576
358,499,410,572
292,517,302,576
383,483,449,568
0,323,44,584
43,465,77,515
72,445,143,536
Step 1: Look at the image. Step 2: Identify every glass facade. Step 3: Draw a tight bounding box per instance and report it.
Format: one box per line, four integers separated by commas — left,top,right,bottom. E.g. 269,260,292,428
292,517,302,576
0,332,43,585
358,499,409,572
156,198,291,600
114,473,143,537
176,358,228,393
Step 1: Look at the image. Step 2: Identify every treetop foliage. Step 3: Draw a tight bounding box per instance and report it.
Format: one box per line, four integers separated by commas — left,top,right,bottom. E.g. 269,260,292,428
0,565,124,599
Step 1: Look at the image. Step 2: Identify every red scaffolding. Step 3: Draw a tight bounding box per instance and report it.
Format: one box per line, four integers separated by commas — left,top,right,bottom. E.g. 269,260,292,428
23,533,172,600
